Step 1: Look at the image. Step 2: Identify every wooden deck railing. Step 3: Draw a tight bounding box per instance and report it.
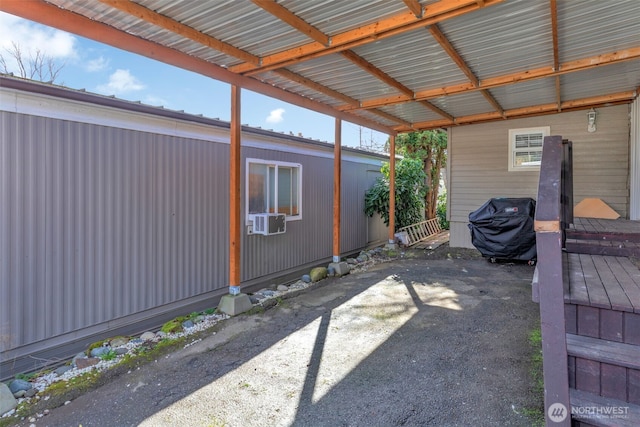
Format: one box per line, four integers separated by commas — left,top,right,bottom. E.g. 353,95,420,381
534,135,573,426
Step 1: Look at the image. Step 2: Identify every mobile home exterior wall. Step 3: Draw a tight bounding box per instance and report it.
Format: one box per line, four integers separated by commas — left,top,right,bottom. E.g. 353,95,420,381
0,77,387,377
448,105,630,248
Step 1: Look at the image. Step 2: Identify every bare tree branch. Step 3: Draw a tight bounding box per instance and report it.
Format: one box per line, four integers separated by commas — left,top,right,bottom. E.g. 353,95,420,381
0,41,65,83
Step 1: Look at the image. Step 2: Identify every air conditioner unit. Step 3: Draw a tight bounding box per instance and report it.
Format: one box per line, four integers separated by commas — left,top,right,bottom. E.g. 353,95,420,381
253,213,286,235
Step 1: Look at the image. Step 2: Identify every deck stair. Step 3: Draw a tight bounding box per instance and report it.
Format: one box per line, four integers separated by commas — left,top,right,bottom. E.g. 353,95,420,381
533,135,640,426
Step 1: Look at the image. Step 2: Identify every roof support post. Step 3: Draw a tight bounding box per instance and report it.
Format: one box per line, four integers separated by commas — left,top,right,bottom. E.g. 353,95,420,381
332,118,342,263
219,84,252,315
388,135,397,247
229,84,242,293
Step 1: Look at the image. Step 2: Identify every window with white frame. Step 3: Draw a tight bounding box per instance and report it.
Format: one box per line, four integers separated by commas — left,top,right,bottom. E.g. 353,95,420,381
508,127,550,171
246,158,302,222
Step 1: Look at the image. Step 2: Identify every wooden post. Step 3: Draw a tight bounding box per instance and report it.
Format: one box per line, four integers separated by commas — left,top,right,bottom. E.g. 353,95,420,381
229,85,241,294
333,118,341,262
535,135,571,426
388,135,396,245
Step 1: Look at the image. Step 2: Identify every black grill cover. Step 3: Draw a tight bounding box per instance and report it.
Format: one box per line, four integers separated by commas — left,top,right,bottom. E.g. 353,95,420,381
468,198,537,261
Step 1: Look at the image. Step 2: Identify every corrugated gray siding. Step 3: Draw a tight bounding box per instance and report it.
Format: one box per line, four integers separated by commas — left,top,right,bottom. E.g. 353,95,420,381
449,105,630,248
0,110,386,375
1,112,229,352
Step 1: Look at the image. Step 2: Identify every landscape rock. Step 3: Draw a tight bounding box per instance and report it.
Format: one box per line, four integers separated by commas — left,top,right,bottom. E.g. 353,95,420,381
74,357,100,370
115,348,129,355
9,379,32,394
109,337,129,347
0,382,17,416
309,267,328,282
277,284,288,292
346,258,358,265
182,320,195,329
90,347,110,357
54,365,72,376
301,275,311,283
72,352,87,366
140,331,156,341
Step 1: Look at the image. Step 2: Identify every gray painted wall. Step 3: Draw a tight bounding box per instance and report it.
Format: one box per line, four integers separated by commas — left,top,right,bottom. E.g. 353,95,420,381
449,105,631,248
0,80,387,377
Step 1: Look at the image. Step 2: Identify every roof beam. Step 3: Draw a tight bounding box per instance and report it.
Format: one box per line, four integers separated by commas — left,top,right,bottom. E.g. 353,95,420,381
0,0,396,135
272,69,412,127
429,24,503,115
340,50,455,121
340,46,640,111
419,101,455,122
549,0,560,71
340,50,413,96
395,90,637,131
251,0,330,46
402,0,423,18
429,24,478,86
273,68,359,106
97,0,260,65
231,0,505,74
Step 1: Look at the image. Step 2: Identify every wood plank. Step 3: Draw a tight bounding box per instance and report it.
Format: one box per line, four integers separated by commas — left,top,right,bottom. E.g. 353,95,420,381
566,334,640,370
567,253,589,305
577,306,600,338
630,370,640,405
599,310,623,342
566,241,640,257
624,313,640,345
594,256,633,312
601,364,627,401
605,257,640,313
580,254,611,309
575,357,600,394
565,303,577,334
570,388,640,427
568,355,576,388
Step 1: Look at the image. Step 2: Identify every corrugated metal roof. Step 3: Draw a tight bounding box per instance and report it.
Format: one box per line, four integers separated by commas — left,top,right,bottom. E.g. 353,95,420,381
558,0,640,63
438,0,553,80
10,0,640,132
490,78,557,110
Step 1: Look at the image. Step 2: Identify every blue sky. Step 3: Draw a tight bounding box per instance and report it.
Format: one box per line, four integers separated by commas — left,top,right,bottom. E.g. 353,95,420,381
0,11,388,149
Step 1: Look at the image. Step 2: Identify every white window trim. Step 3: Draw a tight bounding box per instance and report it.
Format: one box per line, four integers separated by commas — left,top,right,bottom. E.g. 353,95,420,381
245,158,302,225
508,126,550,171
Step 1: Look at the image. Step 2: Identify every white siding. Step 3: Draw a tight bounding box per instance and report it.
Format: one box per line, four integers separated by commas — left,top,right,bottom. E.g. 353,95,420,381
449,105,630,248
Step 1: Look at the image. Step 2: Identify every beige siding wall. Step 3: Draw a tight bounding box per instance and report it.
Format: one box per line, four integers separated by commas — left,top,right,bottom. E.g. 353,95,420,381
449,105,630,248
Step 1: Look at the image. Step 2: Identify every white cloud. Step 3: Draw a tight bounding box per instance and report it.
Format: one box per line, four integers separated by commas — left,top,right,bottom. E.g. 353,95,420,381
0,12,76,70
96,69,145,94
266,108,285,124
85,56,109,72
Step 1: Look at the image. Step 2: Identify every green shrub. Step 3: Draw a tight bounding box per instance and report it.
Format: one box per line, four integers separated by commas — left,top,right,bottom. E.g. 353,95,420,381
436,191,449,230
364,158,427,231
